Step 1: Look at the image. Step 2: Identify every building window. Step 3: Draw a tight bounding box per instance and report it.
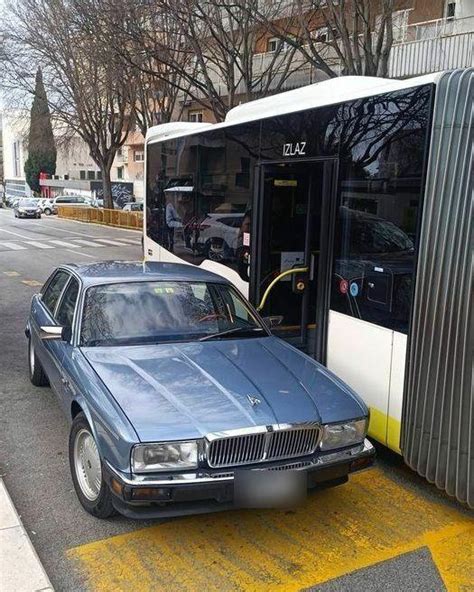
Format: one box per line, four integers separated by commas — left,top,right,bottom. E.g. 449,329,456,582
267,37,280,53
13,140,21,177
87,170,95,180
312,27,328,42
117,166,124,180
188,110,203,123
311,27,340,43
96,170,102,180
79,170,86,180
446,1,456,19
134,150,144,162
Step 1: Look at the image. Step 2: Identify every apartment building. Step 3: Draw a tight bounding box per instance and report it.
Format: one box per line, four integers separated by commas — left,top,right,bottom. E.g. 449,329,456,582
1,114,141,203
1,110,32,200
178,0,474,123
0,113,4,184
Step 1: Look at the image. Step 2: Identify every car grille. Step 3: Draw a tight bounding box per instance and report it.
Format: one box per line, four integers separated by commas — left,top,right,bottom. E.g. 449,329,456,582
207,426,320,468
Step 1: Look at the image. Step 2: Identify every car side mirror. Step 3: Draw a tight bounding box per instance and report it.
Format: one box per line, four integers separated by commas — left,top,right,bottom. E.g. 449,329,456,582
262,315,284,329
39,326,71,341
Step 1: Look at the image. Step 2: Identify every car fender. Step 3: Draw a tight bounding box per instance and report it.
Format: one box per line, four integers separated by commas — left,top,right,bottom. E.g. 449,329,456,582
66,349,140,475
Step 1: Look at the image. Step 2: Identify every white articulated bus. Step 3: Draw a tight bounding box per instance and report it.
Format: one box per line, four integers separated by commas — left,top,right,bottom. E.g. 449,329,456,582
143,69,472,507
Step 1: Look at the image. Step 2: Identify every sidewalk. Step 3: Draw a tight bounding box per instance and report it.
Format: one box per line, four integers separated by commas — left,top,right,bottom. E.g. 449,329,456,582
0,478,53,591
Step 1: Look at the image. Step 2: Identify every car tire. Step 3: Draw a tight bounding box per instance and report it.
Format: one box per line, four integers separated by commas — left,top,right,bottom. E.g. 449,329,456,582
44,208,51,215
69,413,116,519
28,338,49,386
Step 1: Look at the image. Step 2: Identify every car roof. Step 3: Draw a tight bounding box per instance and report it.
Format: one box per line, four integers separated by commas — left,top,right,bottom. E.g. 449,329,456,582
61,261,230,287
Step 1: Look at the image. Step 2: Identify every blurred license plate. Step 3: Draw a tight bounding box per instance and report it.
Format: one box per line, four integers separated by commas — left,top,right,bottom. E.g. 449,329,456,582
234,469,306,508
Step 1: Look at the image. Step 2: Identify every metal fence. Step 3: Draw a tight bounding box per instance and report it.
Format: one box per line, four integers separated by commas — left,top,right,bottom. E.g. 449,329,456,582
57,206,143,230
389,31,474,78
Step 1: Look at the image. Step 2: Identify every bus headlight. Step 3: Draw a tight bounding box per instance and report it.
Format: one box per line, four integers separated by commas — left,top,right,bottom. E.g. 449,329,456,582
320,419,368,451
132,441,198,473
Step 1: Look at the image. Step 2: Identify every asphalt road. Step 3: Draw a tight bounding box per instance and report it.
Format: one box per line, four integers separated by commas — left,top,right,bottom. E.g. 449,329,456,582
0,208,471,592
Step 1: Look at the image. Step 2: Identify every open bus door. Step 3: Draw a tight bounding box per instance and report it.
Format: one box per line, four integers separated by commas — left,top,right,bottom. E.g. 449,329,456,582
251,159,338,363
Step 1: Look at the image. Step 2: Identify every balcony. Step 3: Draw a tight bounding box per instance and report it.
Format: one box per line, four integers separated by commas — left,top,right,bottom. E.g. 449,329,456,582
389,16,474,78
176,16,473,109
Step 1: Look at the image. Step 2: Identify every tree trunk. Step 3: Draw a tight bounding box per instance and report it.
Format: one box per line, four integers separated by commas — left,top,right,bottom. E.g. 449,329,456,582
101,165,114,210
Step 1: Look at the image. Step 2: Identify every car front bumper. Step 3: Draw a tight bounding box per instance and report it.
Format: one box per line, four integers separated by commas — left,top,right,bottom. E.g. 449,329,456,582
18,211,40,217
104,438,375,519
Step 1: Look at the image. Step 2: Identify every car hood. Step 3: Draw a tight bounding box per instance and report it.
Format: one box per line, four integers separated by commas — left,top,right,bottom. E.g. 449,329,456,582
82,337,366,442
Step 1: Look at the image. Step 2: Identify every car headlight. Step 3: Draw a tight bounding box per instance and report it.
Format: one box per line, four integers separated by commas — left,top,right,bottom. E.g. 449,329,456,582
19,208,25,212
320,418,368,451
132,441,198,473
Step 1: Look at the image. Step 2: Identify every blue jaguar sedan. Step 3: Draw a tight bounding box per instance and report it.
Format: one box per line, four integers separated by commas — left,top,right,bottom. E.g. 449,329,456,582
25,261,374,519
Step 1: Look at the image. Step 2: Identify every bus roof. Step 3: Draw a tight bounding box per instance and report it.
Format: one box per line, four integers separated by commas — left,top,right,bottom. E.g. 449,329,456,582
146,71,444,146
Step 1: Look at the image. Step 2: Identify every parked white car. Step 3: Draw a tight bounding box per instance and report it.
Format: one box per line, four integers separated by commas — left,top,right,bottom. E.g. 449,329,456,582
38,198,57,215
122,202,143,212
195,213,244,262
53,195,92,209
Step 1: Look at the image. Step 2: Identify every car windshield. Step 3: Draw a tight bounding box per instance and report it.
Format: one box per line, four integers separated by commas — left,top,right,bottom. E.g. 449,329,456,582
80,281,265,346
19,199,37,207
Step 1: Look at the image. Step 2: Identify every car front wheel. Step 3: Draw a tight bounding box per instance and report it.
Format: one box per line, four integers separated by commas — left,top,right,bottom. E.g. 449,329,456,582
69,413,116,518
28,338,49,386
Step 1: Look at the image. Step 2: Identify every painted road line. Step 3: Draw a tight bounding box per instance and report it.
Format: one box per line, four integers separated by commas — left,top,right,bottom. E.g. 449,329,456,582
3,271,20,277
49,240,81,248
0,228,35,239
21,280,43,287
25,241,55,249
115,237,141,244
96,238,131,246
68,468,474,592
71,239,106,247
66,249,95,258
28,220,99,238
0,242,27,250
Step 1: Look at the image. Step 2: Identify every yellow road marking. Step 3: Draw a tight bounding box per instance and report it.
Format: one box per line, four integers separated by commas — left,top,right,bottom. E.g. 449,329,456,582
68,469,473,591
3,271,20,277
21,280,42,287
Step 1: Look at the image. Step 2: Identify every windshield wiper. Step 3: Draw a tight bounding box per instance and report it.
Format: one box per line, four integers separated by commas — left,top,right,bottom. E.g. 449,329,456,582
199,327,264,342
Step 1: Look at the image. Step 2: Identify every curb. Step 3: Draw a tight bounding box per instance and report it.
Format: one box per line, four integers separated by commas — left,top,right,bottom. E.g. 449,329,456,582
0,477,54,591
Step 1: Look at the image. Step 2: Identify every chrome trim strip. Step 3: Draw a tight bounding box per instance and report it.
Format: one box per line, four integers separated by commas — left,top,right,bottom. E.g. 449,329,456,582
107,439,374,487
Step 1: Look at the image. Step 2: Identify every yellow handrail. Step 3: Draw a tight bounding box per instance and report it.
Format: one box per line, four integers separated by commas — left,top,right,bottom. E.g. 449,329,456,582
257,267,308,312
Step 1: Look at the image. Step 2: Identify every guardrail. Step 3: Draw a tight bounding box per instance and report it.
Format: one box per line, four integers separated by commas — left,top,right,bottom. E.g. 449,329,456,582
57,206,143,230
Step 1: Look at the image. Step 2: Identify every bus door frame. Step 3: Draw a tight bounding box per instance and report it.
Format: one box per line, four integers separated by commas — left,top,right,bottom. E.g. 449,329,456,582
250,156,339,364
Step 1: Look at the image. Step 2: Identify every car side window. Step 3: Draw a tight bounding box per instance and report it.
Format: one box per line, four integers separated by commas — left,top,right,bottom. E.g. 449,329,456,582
56,277,80,327
42,271,70,315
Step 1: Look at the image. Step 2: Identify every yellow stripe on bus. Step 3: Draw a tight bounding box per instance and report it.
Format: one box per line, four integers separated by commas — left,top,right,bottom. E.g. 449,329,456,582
368,407,402,454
